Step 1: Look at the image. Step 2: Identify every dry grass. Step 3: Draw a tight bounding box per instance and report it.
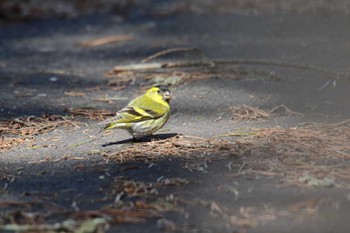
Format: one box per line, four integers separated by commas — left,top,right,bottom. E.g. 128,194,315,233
106,70,214,89
229,104,302,122
67,108,114,121
140,47,200,63
105,120,350,187
0,137,27,152
104,135,237,163
3,118,350,230
227,198,327,230
231,120,350,187
0,109,112,152
0,115,77,136
0,115,79,152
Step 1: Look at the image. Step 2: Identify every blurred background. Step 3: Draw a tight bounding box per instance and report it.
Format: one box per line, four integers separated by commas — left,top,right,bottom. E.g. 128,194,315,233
2,0,350,23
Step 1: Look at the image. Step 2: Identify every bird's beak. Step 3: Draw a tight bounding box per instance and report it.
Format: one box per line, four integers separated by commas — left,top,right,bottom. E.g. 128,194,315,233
164,91,172,101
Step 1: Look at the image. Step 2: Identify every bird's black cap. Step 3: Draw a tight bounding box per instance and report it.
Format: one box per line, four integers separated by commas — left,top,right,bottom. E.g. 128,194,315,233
154,85,170,92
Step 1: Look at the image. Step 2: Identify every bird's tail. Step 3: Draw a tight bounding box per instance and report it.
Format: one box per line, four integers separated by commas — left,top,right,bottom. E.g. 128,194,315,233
101,122,129,132
102,122,118,131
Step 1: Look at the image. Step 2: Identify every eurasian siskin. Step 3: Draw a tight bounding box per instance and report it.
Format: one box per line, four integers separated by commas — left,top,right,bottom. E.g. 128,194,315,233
100,85,172,140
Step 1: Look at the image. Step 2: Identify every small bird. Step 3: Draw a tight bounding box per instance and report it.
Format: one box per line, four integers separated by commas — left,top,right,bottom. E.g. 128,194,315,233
100,85,172,141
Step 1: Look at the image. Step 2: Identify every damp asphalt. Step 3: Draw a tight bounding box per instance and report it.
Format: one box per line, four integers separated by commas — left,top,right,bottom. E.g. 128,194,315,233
1,2,350,232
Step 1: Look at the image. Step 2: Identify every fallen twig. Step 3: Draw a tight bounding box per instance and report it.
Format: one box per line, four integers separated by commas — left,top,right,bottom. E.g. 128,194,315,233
111,59,346,77
141,47,201,63
112,61,213,72
78,34,134,47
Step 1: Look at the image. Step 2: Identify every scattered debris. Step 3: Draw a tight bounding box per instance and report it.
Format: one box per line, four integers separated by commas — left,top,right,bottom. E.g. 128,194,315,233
217,185,239,200
0,219,77,232
105,71,137,87
0,137,27,152
75,218,108,233
73,204,161,224
156,218,177,232
229,206,278,228
151,75,184,86
299,175,335,187
229,105,270,121
157,177,189,186
114,180,159,197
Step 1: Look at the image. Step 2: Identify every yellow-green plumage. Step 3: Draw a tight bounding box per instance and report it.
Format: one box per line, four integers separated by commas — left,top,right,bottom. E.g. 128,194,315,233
100,85,171,140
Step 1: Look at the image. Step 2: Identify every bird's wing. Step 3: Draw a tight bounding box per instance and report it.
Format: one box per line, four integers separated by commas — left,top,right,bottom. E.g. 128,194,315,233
98,106,152,126
126,94,169,119
116,105,157,123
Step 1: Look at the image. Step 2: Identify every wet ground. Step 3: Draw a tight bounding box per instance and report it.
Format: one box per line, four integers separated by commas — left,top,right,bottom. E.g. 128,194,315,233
1,1,350,232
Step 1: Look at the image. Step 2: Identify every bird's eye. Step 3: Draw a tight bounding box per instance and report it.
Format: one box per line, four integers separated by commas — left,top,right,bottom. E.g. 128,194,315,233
157,90,161,94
